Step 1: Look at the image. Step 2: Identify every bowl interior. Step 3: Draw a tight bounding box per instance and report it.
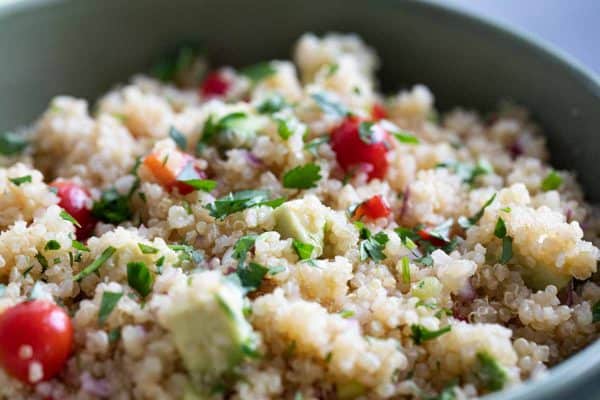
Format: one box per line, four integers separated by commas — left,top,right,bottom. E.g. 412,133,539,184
0,0,599,398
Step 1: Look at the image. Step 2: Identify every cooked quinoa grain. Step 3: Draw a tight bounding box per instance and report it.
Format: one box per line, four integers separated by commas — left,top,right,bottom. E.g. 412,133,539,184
0,33,599,400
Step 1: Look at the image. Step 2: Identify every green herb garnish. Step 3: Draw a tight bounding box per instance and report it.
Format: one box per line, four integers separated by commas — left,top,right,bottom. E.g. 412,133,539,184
236,262,269,290
541,170,563,191
303,136,329,155
138,243,159,254
356,222,389,262
44,240,61,251
494,217,507,238
205,189,285,220
60,210,81,228
392,131,420,145
168,244,204,265
92,189,132,223
169,126,187,150
411,324,452,344
458,193,496,229
339,309,355,318
9,175,31,186
98,291,123,324
282,163,321,189
176,162,217,192
401,256,411,284
72,240,90,252
500,236,513,264
232,235,258,268
475,352,507,392
292,239,315,260
257,94,287,114
127,261,154,297
35,253,49,271
73,246,116,281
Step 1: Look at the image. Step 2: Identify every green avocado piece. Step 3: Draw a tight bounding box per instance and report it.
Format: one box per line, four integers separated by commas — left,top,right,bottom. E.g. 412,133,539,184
517,265,572,291
273,198,325,257
214,113,263,149
162,272,257,388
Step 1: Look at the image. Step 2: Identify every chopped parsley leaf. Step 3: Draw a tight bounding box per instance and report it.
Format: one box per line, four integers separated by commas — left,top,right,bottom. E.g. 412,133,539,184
356,222,389,262
155,256,165,274
127,261,154,297
292,240,314,260
303,136,329,155
168,244,204,266
311,92,348,117
339,309,355,318
494,217,507,238
411,324,452,344
0,131,28,155
73,246,116,281
22,265,34,277
500,236,513,264
60,210,81,228
236,262,269,290
232,234,258,268
541,170,563,191
437,160,493,186
257,94,287,114
392,131,420,145
240,62,276,82
168,126,187,150
44,240,61,251
35,253,49,271
475,352,507,391
72,240,90,252
138,243,159,254
108,327,121,343
276,118,294,140
458,193,496,229
282,163,321,189
401,256,411,284
92,189,132,223
98,291,123,325
9,175,31,186
176,162,217,192
205,189,285,220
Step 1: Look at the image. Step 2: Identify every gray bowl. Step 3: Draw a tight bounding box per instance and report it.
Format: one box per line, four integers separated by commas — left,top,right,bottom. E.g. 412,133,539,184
1,0,599,399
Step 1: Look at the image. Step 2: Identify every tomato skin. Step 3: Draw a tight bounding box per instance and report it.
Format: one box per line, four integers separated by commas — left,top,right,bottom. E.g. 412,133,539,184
0,301,73,384
416,228,448,247
143,151,205,195
353,195,391,220
330,116,390,180
200,72,230,98
371,103,388,121
50,181,97,240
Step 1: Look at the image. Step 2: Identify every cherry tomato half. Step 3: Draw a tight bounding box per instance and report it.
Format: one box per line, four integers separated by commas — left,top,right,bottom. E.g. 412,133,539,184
330,116,390,180
143,150,205,195
371,103,388,121
0,301,73,384
50,181,97,240
353,195,392,220
200,71,230,98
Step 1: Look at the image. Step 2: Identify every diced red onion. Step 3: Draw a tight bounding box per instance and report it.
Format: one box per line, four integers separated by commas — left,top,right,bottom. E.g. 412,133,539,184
81,372,112,398
244,151,263,168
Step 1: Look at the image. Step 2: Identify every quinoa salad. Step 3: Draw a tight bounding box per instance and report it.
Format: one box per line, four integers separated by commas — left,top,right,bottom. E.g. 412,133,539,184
0,33,599,400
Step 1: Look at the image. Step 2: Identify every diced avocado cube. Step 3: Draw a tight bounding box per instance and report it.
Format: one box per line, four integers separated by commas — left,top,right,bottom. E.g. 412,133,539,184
160,271,257,388
517,265,572,291
412,276,442,300
273,197,325,257
213,113,263,149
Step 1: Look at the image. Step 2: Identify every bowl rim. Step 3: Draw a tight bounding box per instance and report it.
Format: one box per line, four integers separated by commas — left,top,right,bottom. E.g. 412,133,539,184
1,0,599,399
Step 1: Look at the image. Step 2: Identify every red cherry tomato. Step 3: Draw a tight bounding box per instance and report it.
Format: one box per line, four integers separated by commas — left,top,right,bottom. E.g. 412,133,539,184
0,301,73,384
371,103,388,120
330,116,390,180
353,195,391,220
416,228,448,247
200,71,230,98
143,151,205,195
50,181,97,240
